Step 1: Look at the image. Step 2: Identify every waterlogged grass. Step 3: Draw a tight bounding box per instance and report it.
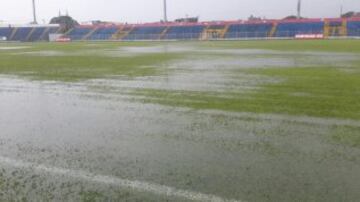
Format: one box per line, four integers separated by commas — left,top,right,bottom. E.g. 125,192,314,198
1,40,359,119
0,168,188,202
332,126,360,148
248,66,360,119
1,40,360,202
131,66,360,120
0,53,178,81
1,41,159,52
0,42,180,81
202,39,360,53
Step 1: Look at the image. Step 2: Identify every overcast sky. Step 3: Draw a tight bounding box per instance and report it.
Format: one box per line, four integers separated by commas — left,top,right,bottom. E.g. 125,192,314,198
0,0,359,24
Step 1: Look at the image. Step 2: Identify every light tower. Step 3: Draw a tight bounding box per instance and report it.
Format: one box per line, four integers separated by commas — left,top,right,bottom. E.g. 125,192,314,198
32,0,38,24
297,0,302,19
163,0,168,22
340,4,343,17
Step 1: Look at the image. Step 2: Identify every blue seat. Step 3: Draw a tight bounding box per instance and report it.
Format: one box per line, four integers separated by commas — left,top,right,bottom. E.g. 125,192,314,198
163,25,204,40
0,27,13,40
28,27,46,41
67,27,93,40
329,21,342,27
88,27,119,40
124,26,166,40
225,23,272,38
347,21,360,36
275,22,324,37
12,27,33,41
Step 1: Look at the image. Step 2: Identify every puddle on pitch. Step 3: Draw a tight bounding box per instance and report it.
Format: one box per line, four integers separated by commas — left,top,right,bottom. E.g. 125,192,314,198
17,50,69,56
1,76,360,202
0,46,29,50
1,43,360,201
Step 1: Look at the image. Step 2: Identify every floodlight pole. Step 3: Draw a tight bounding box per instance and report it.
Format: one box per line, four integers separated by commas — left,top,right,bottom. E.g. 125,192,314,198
32,0,38,24
297,0,302,19
340,5,343,17
163,0,168,22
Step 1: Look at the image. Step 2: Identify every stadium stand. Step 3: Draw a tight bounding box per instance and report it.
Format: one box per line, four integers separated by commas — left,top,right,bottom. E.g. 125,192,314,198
112,26,135,40
201,24,227,40
275,20,324,37
323,19,347,37
163,25,205,40
124,26,166,40
225,23,273,38
41,27,60,41
2,17,360,42
208,24,226,30
0,26,59,42
88,27,118,40
0,27,14,40
11,27,33,41
347,20,360,36
66,27,93,40
28,27,46,41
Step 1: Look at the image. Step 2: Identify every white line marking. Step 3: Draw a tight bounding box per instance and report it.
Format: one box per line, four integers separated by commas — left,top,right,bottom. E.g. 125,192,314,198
0,156,243,202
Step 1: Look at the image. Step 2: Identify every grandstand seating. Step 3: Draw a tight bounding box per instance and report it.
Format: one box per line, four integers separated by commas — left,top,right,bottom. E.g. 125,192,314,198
67,27,93,40
0,27,14,39
347,21,360,36
0,26,58,42
324,20,347,37
225,23,273,38
2,18,360,42
124,26,166,40
329,21,342,27
28,27,46,41
208,24,226,29
163,25,205,40
12,27,33,41
275,21,324,37
88,27,118,40
41,27,59,41
202,24,227,40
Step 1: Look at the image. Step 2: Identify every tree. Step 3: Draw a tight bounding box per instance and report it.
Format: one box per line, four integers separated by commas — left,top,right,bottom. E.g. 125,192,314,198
50,16,79,33
248,15,262,21
342,12,355,18
283,15,304,20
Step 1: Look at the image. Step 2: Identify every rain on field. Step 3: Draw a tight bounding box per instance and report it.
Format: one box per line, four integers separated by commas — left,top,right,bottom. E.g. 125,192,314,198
1,0,360,201
0,40,360,201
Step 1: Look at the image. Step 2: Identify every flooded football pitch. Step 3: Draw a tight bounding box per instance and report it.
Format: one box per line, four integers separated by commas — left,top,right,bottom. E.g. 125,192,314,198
1,41,360,201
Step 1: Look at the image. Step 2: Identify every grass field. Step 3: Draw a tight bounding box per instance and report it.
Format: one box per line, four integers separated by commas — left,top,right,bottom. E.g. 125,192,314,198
0,40,360,201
